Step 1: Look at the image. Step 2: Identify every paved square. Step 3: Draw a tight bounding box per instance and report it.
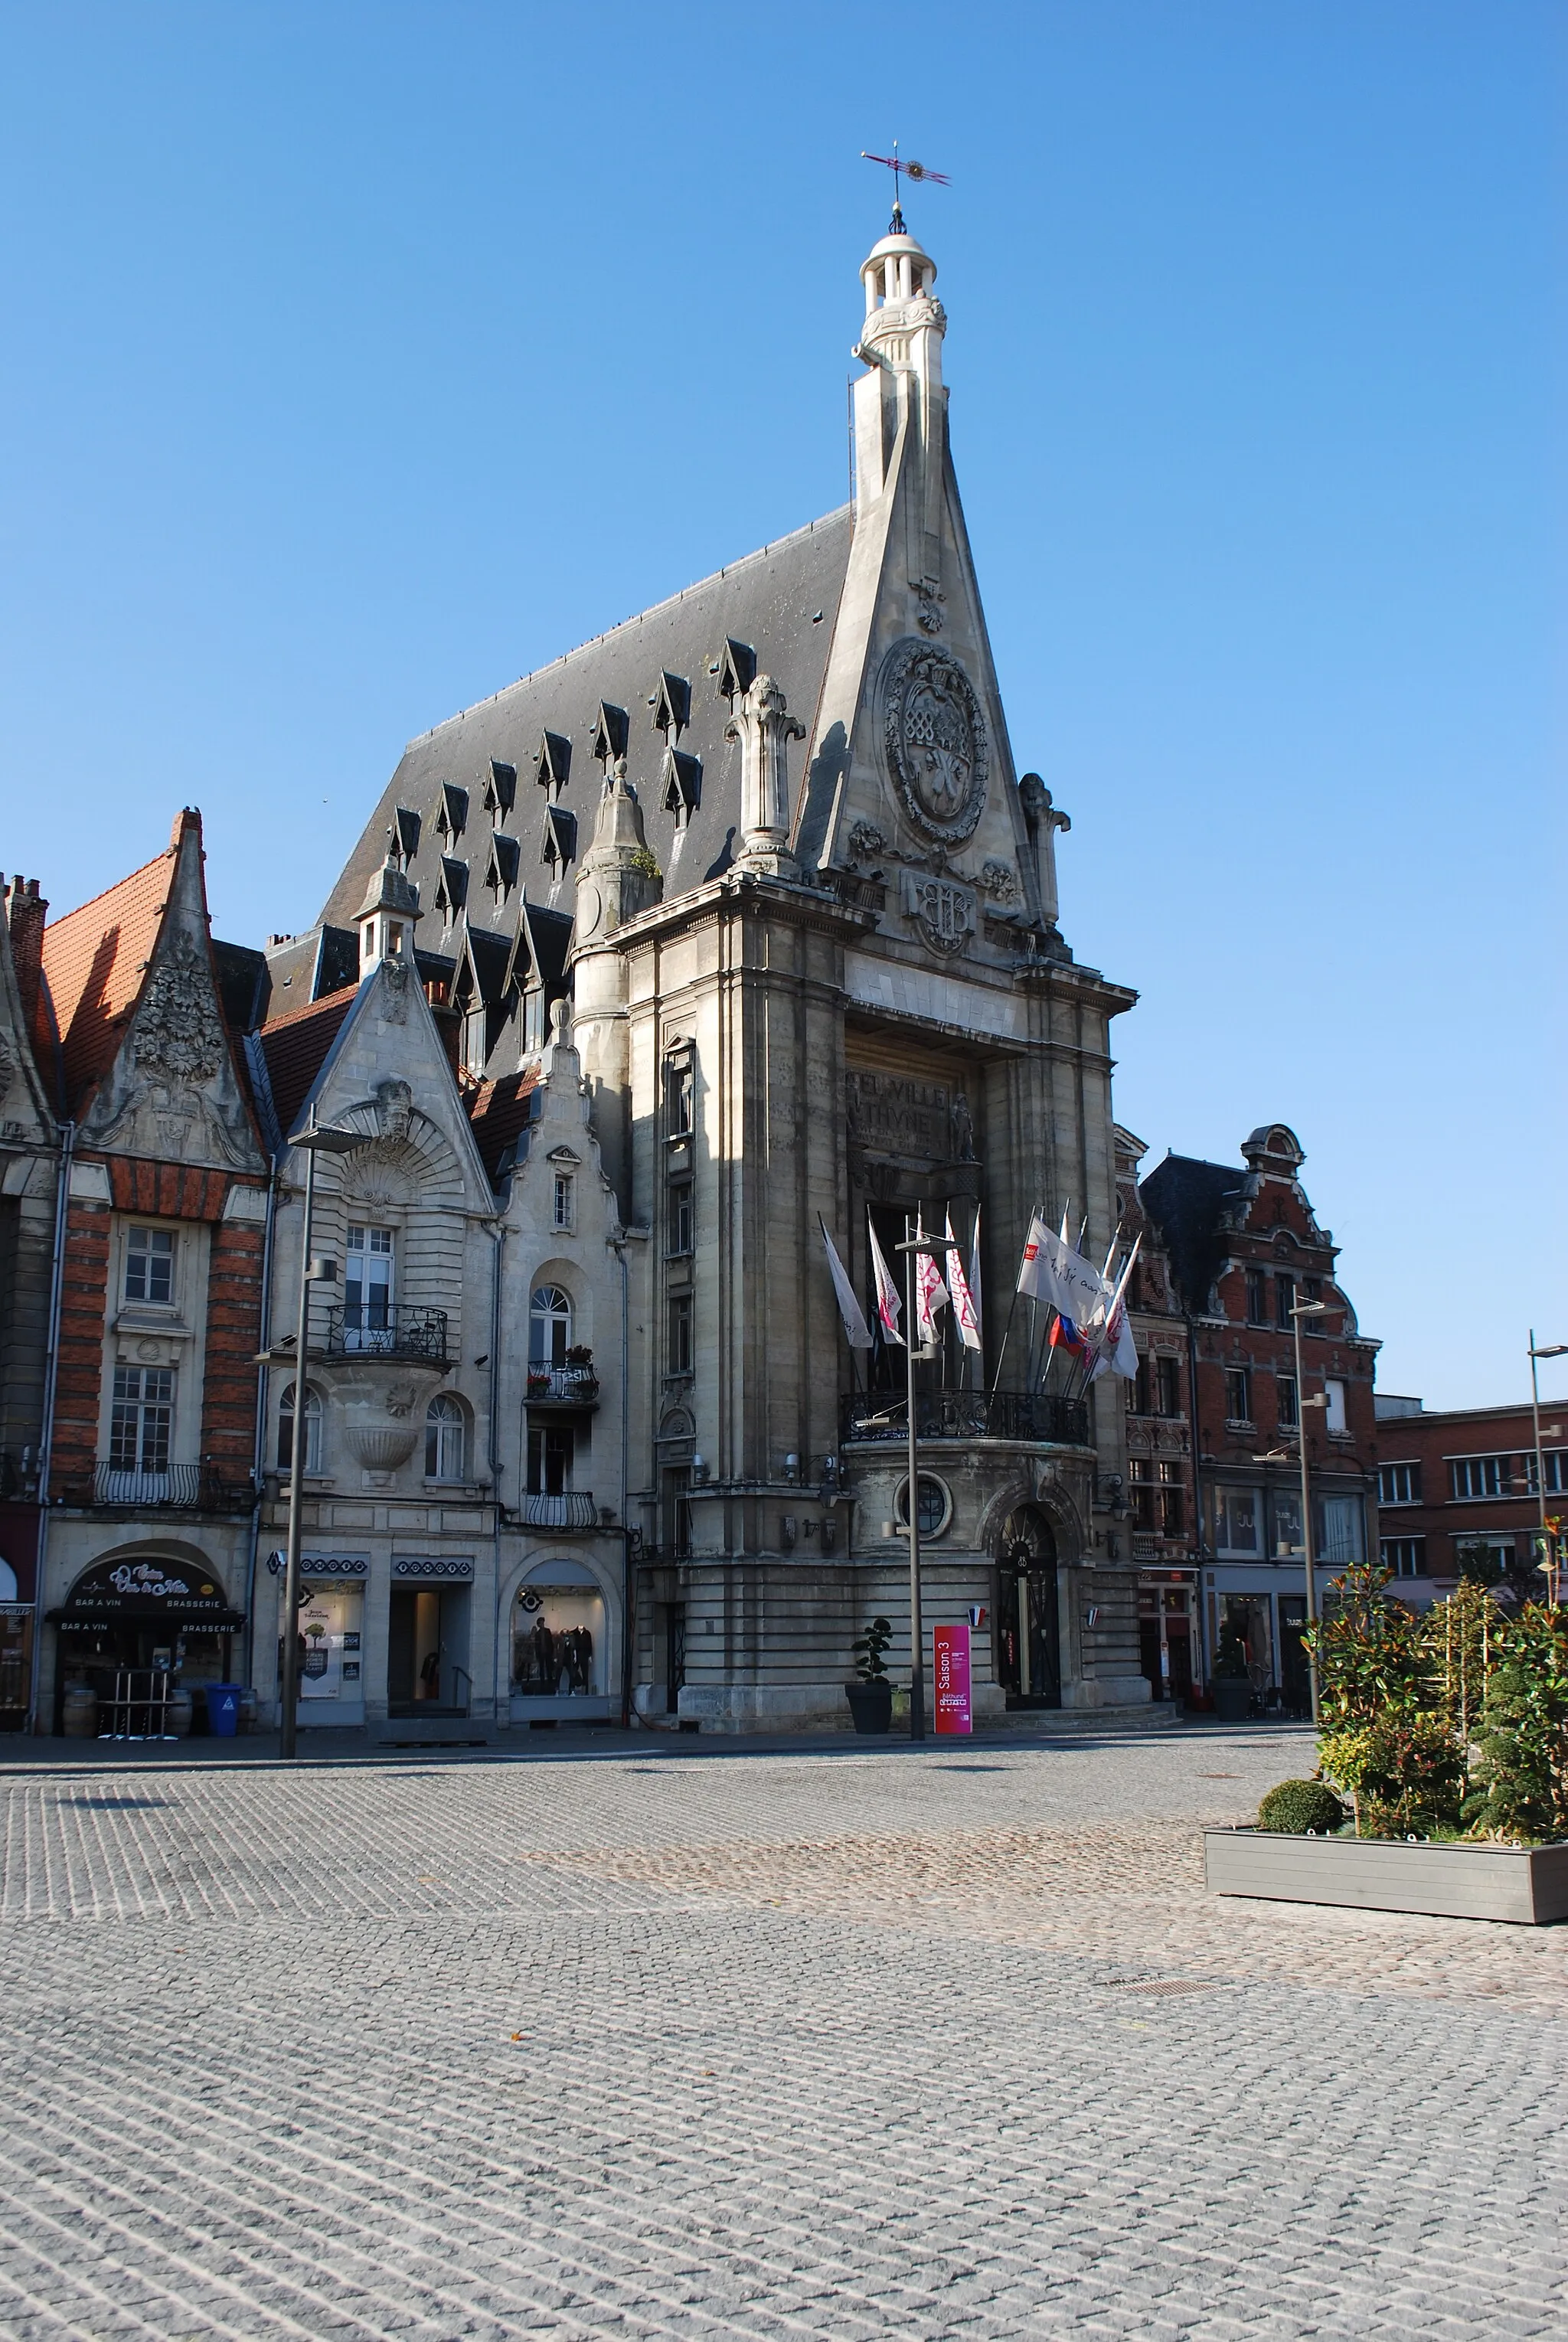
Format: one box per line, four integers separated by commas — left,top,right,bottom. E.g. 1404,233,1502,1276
2,1726,1565,2337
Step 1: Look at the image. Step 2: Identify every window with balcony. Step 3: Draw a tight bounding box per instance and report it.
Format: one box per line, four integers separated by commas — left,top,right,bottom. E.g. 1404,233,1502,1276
1378,1462,1422,1505
276,1381,322,1474
344,1226,394,1346
1224,1368,1252,1426
109,1366,173,1475
528,1284,573,1369
528,1422,574,1496
124,1226,175,1306
425,1393,466,1481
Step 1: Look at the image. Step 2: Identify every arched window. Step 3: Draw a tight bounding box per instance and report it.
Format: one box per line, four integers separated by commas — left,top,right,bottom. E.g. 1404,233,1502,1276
425,1393,466,1481
529,1285,573,1370
277,1382,322,1475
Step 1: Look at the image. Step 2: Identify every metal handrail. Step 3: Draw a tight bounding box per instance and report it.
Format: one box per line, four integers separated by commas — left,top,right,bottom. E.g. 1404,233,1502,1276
524,1366,601,1406
326,1305,449,1364
522,1491,599,1530
839,1390,1091,1448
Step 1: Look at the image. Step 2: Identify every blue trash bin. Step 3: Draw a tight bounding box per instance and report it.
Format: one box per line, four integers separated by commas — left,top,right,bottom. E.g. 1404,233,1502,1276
206,1683,242,1739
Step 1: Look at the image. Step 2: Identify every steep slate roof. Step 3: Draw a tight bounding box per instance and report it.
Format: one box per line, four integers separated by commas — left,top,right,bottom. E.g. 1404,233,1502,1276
251,988,357,1151
467,1066,541,1184
1138,1154,1251,1316
322,508,854,936
40,842,173,1113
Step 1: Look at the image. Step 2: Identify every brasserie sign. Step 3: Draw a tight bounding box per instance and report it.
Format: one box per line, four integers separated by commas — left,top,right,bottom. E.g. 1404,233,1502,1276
57,1558,239,1620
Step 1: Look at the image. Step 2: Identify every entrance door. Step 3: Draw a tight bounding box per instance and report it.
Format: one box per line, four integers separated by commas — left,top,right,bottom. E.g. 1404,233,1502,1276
1279,1596,1309,1718
387,1586,470,1714
997,1507,1061,1709
662,1603,686,1715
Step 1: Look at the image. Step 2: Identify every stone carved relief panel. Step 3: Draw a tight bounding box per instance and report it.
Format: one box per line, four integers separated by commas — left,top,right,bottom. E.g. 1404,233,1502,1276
880,638,988,848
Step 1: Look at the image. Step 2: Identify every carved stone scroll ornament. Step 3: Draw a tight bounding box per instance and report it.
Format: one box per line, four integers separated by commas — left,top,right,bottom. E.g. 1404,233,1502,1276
880,639,988,848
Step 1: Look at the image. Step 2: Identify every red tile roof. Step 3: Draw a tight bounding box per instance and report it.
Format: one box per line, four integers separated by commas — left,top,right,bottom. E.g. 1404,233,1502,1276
40,827,179,1112
467,1066,540,1180
255,988,357,1145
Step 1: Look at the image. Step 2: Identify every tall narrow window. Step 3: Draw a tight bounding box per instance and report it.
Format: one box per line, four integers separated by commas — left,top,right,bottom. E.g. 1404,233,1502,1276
529,1284,573,1369
552,1173,573,1232
124,1227,175,1306
1245,1271,1267,1326
1275,1275,1295,1330
667,1060,694,1135
277,1381,322,1474
1276,1375,1298,1429
1224,1368,1252,1424
668,1180,694,1257
528,1423,574,1495
1324,1377,1348,1435
668,1292,694,1377
425,1393,466,1481
1158,1460,1184,1537
345,1226,394,1349
1155,1355,1181,1416
109,1367,173,1475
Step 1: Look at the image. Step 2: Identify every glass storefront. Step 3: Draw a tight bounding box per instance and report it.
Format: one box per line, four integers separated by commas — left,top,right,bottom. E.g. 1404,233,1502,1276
510,1559,612,1717
296,1583,365,1726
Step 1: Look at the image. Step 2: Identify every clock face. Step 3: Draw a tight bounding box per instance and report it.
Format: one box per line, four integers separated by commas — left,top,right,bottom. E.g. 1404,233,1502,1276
574,877,602,942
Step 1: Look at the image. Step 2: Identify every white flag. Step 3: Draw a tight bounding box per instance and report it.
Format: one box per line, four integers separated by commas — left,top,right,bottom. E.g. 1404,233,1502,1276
915,1215,949,1344
946,1210,982,1351
867,1213,903,1346
1018,1213,1109,1326
820,1217,872,1351
1088,1238,1142,1383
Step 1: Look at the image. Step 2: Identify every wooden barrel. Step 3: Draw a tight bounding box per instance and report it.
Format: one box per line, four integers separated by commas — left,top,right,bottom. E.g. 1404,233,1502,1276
165,1686,194,1739
61,1684,98,1738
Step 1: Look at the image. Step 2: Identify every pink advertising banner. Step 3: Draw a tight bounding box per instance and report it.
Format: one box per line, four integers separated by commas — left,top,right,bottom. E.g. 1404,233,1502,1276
933,1621,972,1736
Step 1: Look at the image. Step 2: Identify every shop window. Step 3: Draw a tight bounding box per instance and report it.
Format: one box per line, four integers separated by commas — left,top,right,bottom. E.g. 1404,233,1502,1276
1212,1485,1260,1556
528,1423,574,1496
1224,1368,1252,1426
277,1381,323,1474
668,1292,694,1377
109,1366,173,1475
514,1580,603,1697
1380,1536,1427,1579
1220,1594,1271,1684
124,1226,175,1306
529,1284,573,1369
1378,1462,1421,1505
1325,1377,1348,1435
425,1393,467,1481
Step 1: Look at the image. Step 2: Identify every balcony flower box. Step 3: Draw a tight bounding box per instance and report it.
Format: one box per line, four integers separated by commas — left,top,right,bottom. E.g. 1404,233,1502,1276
1205,1827,1568,1926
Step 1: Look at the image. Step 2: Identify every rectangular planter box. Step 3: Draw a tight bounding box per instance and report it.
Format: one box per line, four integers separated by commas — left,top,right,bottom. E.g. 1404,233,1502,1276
1205,1827,1568,1926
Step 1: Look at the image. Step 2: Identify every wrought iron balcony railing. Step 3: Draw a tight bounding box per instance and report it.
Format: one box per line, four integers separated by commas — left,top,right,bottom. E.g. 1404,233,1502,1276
524,1366,601,1408
839,1389,1091,1449
522,1491,599,1531
84,1462,257,1514
325,1305,449,1364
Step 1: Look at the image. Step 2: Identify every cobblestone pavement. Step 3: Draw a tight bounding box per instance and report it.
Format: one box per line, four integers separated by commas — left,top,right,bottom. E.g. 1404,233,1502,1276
2,1727,1564,2339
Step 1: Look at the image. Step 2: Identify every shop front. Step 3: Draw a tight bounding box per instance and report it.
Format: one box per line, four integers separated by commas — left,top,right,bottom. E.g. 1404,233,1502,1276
387,1556,473,1716
510,1556,616,1723
46,1550,246,1735
1137,1568,1199,1703
266,1550,369,1729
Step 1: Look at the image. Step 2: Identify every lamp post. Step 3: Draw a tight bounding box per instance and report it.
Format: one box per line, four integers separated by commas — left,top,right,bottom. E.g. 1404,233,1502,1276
278,1114,374,1759
1290,1298,1330,1723
1527,1333,1566,1598
895,1222,946,1743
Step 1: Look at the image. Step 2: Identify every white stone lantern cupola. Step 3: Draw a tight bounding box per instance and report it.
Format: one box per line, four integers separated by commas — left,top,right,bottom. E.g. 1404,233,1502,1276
357,854,422,975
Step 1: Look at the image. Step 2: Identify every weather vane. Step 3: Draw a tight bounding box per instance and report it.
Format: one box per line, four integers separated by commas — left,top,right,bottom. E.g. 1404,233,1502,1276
861,140,950,230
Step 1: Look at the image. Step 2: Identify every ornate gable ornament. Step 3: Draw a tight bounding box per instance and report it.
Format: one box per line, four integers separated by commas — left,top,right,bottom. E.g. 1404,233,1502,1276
132,930,227,1087
879,638,988,848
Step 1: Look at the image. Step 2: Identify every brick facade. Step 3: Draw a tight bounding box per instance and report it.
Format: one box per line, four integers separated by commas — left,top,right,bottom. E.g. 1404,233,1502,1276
1370,1395,1566,1597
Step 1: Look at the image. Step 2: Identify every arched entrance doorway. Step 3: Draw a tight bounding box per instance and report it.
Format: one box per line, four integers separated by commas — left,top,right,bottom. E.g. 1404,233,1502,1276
47,1551,245,1734
996,1506,1061,1710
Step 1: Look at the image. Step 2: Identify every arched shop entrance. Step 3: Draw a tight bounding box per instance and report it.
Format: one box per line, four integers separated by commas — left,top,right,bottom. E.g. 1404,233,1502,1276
510,1558,614,1723
996,1505,1062,1710
47,1552,245,1733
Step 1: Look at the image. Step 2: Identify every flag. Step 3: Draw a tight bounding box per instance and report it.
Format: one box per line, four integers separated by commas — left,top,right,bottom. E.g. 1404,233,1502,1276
1048,1312,1094,1364
1018,1213,1109,1326
1087,1238,1142,1383
820,1217,872,1351
969,1206,983,1352
947,1210,982,1351
867,1213,903,1345
915,1216,949,1344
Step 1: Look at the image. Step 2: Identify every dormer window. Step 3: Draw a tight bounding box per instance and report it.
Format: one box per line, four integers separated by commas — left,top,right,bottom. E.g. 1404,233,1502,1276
590,703,629,771
436,783,469,844
662,750,701,831
483,760,517,819
534,732,571,799
485,832,520,910
541,806,578,875
649,671,691,742
391,808,421,868
714,638,757,705
433,856,469,922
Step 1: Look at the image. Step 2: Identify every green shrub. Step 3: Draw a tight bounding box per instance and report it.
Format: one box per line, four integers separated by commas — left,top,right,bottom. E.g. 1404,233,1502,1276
1256,1779,1346,1835
1464,1608,1568,1844
1320,1715,1466,1838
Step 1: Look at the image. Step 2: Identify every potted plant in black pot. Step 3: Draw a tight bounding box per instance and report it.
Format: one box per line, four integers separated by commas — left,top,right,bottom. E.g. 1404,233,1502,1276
1212,1628,1252,1724
846,1616,894,1734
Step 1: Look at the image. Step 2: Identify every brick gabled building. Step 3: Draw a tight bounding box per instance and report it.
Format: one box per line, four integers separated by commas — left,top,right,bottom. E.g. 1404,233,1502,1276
1371,1393,1566,1597
1116,1122,1380,1713
32,810,273,1730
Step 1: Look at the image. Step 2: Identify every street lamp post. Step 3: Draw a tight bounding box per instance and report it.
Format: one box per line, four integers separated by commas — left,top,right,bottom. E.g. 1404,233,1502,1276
277,1115,374,1759
1527,1332,1566,1599
1290,1297,1330,1725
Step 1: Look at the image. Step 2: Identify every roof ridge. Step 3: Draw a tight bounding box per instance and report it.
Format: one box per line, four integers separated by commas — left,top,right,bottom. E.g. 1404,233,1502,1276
400,505,853,753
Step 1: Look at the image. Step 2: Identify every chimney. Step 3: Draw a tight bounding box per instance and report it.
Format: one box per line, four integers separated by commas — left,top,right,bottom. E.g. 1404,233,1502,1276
7,876,47,1033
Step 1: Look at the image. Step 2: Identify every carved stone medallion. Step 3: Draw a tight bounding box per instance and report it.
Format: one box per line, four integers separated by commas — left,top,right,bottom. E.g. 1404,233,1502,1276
880,638,988,847
132,931,225,1085
901,870,975,959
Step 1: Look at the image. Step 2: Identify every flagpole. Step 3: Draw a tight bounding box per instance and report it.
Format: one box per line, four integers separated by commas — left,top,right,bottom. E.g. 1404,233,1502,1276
901,1214,926,1743
991,1200,1040,1396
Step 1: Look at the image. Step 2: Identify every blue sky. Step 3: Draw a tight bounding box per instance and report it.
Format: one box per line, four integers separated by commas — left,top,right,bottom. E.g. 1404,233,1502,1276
2,2,1563,1410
